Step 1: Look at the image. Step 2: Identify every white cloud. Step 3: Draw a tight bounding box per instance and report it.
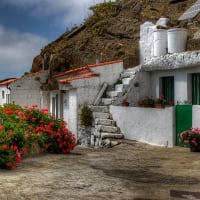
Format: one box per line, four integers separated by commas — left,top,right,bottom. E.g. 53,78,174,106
0,25,48,79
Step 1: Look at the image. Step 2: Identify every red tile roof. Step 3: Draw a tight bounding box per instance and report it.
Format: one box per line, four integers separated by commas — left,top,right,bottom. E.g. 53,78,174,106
58,73,99,84
53,66,90,79
53,59,123,79
0,78,17,86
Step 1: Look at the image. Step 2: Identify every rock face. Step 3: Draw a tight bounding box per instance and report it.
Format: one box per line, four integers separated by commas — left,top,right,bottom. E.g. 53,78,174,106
31,0,199,75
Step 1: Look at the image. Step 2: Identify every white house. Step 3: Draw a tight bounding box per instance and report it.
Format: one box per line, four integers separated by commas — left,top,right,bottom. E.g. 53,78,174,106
108,8,200,147
50,60,124,141
10,70,49,109
0,78,17,105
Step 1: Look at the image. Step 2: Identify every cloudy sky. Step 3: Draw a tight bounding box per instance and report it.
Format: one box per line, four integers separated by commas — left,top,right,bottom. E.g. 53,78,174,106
0,0,110,80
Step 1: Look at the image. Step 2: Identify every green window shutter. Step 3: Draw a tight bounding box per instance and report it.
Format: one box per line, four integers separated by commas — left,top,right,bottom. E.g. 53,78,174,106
162,77,174,105
192,73,200,105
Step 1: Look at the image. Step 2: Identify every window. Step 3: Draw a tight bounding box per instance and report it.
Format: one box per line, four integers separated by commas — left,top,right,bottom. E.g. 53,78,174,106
6,94,10,103
2,91,4,99
192,73,200,105
51,94,59,118
162,76,174,105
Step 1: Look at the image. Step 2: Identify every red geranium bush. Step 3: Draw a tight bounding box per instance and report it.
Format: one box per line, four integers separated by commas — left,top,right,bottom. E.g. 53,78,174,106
0,104,76,169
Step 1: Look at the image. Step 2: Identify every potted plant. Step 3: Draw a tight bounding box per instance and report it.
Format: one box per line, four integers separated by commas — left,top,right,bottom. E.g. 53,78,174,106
179,128,200,152
122,99,129,107
154,97,166,108
138,96,154,107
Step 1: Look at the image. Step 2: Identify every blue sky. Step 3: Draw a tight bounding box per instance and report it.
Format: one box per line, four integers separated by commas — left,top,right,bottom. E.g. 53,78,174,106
0,0,109,80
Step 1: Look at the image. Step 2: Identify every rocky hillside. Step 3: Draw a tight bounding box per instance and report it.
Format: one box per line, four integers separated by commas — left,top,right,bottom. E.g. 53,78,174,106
31,0,199,75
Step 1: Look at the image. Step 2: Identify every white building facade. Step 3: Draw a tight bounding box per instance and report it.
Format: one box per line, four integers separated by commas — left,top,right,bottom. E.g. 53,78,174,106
0,78,16,105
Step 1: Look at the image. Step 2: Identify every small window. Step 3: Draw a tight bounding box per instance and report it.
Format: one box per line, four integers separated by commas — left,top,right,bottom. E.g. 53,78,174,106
2,91,5,99
161,76,174,105
192,73,200,105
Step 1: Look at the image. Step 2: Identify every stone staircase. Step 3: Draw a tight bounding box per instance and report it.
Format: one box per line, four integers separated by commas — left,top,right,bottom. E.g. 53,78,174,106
102,65,141,106
90,105,123,147
90,65,141,148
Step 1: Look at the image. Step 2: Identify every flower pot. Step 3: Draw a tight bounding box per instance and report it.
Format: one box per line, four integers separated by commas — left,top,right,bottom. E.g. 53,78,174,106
154,104,165,108
190,144,200,152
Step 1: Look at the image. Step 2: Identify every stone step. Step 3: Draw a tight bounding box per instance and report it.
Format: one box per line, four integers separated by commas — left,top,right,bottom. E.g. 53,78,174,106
93,112,110,119
101,132,124,139
121,71,136,79
102,98,115,105
95,118,116,126
96,125,118,133
120,65,141,78
115,84,124,92
90,105,109,113
106,91,123,98
122,77,133,85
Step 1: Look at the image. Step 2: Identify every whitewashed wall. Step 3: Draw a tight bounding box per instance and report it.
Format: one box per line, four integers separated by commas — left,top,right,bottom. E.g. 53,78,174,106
91,62,123,85
0,86,10,105
192,105,200,128
110,105,175,147
63,90,78,139
10,71,48,108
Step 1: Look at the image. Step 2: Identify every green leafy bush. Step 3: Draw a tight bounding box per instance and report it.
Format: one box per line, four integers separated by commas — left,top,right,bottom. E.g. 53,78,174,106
0,104,76,169
80,105,93,127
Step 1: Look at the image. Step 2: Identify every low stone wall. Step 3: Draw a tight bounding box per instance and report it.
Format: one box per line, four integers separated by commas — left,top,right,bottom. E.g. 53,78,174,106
110,106,175,147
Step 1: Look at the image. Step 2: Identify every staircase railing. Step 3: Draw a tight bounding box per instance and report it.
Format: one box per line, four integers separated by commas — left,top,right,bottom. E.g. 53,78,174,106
93,82,108,105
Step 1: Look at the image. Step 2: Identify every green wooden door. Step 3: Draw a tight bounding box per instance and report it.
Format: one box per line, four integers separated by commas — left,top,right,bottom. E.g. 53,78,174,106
176,105,192,146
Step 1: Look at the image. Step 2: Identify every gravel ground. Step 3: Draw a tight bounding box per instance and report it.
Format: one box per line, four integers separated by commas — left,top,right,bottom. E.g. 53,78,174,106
0,140,200,200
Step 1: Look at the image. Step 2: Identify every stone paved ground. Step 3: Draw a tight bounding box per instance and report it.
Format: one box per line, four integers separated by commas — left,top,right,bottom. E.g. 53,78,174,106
0,140,200,200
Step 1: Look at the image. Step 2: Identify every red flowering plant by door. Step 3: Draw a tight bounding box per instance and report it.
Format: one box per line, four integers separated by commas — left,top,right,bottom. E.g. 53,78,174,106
179,128,200,152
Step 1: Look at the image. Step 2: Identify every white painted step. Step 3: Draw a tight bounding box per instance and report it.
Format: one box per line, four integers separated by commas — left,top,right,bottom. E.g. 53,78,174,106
107,91,123,98
93,112,110,119
120,65,141,78
96,125,118,133
95,118,116,126
115,84,124,92
101,132,124,139
102,98,115,105
90,106,109,113
122,77,133,85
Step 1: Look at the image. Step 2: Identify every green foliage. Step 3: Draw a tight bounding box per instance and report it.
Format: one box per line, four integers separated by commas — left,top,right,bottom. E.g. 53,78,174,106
0,104,76,170
34,76,41,81
92,20,108,36
79,37,90,51
86,1,121,27
80,105,93,127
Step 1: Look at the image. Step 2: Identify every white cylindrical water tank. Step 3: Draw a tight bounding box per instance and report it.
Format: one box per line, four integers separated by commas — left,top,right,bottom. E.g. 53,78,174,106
167,28,188,53
153,29,167,56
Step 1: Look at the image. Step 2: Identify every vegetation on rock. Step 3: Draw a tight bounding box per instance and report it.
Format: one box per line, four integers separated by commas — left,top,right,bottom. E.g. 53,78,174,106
31,0,198,76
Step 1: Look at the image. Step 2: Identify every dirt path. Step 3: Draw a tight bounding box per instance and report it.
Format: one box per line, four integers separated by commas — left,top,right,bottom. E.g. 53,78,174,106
0,140,200,200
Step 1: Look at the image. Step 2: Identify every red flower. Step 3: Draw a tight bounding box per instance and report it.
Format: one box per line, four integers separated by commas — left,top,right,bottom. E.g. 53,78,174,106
21,148,28,155
1,144,7,150
24,132,30,138
4,109,14,115
6,162,16,169
45,143,50,149
15,151,22,163
0,125,4,131
10,145,18,152
8,130,13,135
